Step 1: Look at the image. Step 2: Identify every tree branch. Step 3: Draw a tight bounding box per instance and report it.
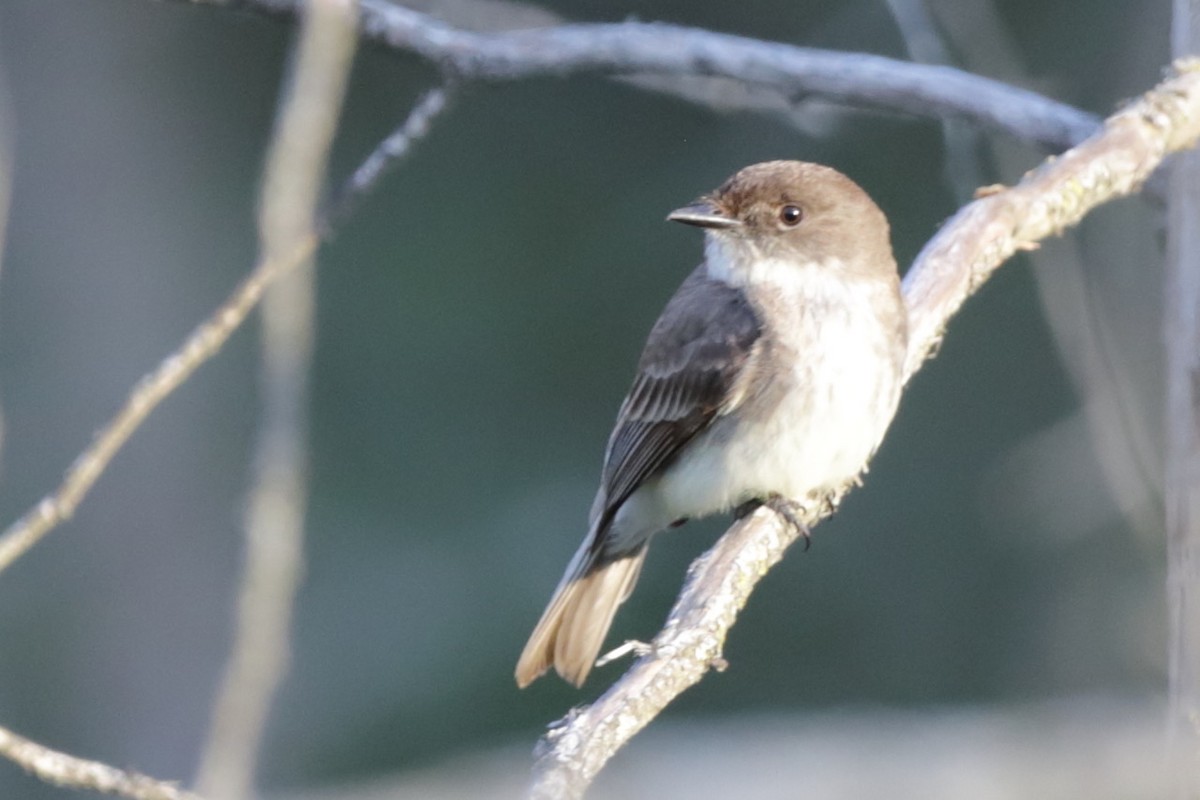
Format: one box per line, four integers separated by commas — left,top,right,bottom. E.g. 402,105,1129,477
166,0,1099,151
0,33,451,582
1166,2,1200,794
194,2,358,798
323,83,452,232
0,723,200,800
0,5,448,799
529,58,1200,800
0,236,315,576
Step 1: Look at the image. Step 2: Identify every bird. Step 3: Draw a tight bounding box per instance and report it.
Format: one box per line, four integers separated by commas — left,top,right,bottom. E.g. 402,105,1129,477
515,160,908,688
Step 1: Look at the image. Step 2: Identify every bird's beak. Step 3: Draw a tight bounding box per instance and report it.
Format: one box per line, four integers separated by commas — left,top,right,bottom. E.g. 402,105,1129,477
667,203,742,229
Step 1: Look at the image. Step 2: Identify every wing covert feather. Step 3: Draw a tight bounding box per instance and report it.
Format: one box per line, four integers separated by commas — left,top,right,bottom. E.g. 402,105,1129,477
596,266,763,527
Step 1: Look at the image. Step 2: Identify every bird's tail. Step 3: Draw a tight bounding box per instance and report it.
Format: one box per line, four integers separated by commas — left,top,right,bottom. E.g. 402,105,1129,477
515,535,648,688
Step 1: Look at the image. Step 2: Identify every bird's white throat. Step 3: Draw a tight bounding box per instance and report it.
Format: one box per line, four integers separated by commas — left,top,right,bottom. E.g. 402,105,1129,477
702,233,839,292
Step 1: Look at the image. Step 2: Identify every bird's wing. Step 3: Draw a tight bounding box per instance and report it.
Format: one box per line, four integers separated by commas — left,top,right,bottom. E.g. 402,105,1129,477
594,266,763,537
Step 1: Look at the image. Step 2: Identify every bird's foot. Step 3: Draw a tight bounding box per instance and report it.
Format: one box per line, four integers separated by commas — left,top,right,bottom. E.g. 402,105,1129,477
816,491,840,518
760,494,812,551
733,495,812,549
595,639,653,669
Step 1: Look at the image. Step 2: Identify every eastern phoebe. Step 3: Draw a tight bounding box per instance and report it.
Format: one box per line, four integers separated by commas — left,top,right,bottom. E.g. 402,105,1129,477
516,160,907,688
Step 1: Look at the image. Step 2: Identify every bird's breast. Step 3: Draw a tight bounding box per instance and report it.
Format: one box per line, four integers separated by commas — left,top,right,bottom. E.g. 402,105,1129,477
657,265,905,517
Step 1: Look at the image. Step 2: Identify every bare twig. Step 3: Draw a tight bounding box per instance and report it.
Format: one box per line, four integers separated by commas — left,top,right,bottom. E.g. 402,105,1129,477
1166,143,1200,799
0,2,445,798
934,0,1164,542
529,59,1200,800
0,78,447,800
165,0,1099,151
194,2,359,799
0,723,201,800
885,0,986,202
0,235,316,575
1166,3,1200,795
0,22,451,582
0,60,12,464
900,59,1200,378
324,83,452,232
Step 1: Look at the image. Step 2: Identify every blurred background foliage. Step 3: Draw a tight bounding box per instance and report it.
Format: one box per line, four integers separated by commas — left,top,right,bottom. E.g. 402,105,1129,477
0,0,1174,797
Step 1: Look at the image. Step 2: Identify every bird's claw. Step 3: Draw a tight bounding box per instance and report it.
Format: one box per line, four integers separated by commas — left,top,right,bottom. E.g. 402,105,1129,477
762,494,812,551
596,639,653,668
734,495,814,550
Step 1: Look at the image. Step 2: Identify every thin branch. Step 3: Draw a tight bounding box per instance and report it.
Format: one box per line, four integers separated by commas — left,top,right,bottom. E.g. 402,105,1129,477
1166,144,1200,800
0,723,201,800
885,0,987,202
323,83,452,232
0,59,13,464
934,0,1165,540
0,234,313,575
1166,2,1200,794
0,6,445,798
0,31,450,582
900,59,1200,378
167,0,1099,151
194,2,358,799
529,58,1200,800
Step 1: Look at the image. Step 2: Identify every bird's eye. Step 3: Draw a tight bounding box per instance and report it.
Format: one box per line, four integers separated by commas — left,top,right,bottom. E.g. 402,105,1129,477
779,205,803,227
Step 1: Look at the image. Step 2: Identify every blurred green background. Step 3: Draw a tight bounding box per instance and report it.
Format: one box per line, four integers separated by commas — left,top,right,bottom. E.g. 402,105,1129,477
0,0,1173,797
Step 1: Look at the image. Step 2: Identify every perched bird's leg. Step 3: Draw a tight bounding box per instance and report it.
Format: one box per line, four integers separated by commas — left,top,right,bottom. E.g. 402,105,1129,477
763,494,812,550
736,495,812,550
595,639,654,669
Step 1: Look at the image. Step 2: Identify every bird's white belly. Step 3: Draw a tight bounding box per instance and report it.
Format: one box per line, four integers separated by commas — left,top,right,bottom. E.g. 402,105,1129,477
657,282,901,520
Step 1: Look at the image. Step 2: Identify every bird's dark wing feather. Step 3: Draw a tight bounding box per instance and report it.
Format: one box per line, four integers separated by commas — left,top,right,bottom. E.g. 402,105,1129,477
595,266,763,537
